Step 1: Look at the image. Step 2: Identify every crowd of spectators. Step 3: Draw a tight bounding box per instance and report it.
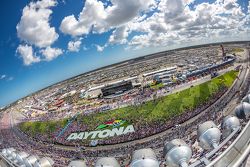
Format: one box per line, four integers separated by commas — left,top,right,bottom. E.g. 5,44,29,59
0,65,248,167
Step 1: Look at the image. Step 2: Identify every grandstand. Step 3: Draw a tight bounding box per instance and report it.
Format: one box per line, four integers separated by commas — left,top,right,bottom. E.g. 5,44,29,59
101,80,133,97
142,66,177,77
84,76,138,98
186,58,235,78
0,44,248,167
1,103,249,166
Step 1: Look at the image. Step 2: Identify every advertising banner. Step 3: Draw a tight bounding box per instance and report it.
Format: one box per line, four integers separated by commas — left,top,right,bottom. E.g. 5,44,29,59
67,120,135,141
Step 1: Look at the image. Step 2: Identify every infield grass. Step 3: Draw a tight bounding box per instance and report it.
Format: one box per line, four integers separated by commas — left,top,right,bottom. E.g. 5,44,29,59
19,70,238,135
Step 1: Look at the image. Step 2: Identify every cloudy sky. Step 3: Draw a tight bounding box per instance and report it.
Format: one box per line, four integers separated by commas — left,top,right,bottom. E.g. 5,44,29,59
0,0,249,107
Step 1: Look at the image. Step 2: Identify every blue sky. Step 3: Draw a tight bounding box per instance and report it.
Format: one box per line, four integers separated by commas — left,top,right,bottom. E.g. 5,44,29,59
0,0,250,107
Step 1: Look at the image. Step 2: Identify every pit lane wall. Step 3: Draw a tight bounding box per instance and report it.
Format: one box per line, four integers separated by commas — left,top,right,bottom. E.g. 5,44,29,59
207,119,250,167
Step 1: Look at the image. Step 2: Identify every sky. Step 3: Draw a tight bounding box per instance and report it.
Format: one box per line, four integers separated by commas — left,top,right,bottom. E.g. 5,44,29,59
0,0,250,107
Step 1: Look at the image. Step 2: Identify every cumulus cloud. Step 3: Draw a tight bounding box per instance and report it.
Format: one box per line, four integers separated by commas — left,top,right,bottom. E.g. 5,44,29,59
17,45,41,65
16,0,250,61
60,0,155,36
55,0,250,53
60,0,106,36
126,0,249,50
16,0,58,48
40,47,63,61
243,1,250,26
95,44,106,52
16,0,65,65
128,34,151,49
183,0,195,5
109,26,129,44
161,0,185,20
68,40,82,52
104,0,155,27
223,0,238,10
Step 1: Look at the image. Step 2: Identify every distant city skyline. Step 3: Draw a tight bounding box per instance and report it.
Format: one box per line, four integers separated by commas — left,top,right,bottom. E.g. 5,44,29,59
0,0,250,107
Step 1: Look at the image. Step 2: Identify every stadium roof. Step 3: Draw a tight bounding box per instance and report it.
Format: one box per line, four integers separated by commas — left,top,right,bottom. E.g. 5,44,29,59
88,76,138,91
142,66,177,77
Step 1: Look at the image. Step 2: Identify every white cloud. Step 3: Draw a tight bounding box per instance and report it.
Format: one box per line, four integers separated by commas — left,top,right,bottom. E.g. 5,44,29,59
16,0,65,65
60,0,106,36
95,44,106,52
128,34,151,50
17,45,41,65
68,40,82,52
183,0,195,5
161,0,185,20
16,0,58,48
126,0,250,50
223,0,238,10
0,75,14,81
16,0,250,59
109,26,129,44
104,0,155,27
83,46,88,51
248,1,250,13
40,47,63,61
60,0,155,36
35,0,58,8
0,75,6,80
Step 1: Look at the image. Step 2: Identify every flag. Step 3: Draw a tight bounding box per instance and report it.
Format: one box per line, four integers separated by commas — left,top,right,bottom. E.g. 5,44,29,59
96,124,107,129
104,120,114,125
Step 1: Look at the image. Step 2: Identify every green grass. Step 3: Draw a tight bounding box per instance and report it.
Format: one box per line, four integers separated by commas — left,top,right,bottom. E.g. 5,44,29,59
19,70,238,136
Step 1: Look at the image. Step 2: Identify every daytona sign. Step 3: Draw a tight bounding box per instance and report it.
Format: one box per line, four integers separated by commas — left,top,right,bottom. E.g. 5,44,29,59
67,125,135,140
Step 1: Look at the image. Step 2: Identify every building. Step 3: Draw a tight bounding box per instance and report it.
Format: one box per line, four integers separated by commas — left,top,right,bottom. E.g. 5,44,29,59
142,66,177,78
151,66,178,85
101,80,133,96
186,58,235,78
84,85,103,99
85,76,138,98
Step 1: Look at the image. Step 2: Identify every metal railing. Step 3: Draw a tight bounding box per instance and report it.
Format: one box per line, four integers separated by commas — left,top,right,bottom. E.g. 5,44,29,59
207,119,250,167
